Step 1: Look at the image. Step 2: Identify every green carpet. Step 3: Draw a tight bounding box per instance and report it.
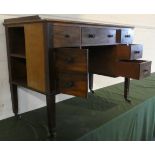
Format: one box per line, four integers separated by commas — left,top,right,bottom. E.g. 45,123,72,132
1,73,155,141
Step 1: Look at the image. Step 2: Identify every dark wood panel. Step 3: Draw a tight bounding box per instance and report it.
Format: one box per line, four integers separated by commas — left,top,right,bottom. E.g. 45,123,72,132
25,23,46,92
55,48,88,73
53,25,81,47
117,60,151,79
89,46,118,77
82,27,116,46
57,72,88,97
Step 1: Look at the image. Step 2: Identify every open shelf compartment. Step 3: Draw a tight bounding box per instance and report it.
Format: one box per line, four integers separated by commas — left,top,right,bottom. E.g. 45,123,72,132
8,26,26,58
10,57,27,86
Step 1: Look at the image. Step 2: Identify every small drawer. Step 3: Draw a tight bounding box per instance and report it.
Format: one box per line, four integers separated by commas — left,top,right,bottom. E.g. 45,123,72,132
116,60,151,79
130,44,143,60
82,27,116,46
116,29,134,44
53,25,80,47
116,44,143,60
55,48,88,73
57,72,88,97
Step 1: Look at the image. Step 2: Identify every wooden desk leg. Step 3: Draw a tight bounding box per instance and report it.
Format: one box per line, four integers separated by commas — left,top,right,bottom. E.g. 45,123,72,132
124,77,131,103
10,84,21,119
46,94,56,139
89,73,94,94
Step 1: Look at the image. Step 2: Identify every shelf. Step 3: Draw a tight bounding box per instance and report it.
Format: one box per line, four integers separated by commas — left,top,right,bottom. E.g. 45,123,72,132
10,53,26,59
12,78,27,87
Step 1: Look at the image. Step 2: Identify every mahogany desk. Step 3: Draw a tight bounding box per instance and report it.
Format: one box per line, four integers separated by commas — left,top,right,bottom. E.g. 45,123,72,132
3,15,151,137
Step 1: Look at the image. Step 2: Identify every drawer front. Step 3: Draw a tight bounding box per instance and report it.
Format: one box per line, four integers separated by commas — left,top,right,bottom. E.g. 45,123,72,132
53,26,81,47
140,61,151,79
58,73,88,97
116,29,134,44
116,44,143,60
116,60,151,79
82,27,116,45
130,44,143,60
55,48,88,73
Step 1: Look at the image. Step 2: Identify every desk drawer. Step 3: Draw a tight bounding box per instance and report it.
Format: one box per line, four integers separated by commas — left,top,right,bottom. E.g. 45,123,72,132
82,27,116,46
53,25,80,47
55,48,88,73
116,29,134,44
116,44,143,60
58,72,88,97
56,48,88,97
117,60,151,79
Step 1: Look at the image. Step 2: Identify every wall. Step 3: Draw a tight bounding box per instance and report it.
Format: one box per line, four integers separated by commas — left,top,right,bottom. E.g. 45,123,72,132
0,14,155,120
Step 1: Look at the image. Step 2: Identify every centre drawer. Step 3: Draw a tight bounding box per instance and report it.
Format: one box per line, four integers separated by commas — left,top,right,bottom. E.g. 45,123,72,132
116,60,151,79
82,27,116,46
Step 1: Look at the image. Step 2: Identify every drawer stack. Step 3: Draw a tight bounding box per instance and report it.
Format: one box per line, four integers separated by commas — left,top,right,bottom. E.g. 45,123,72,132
55,48,88,97
116,44,151,79
53,24,151,97
89,44,151,80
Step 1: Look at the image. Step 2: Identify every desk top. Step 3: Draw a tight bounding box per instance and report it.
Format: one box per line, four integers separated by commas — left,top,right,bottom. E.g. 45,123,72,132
4,15,134,28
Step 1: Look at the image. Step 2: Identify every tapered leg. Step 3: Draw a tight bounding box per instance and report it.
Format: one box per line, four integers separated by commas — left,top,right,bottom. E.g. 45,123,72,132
10,84,21,119
89,73,94,94
124,77,131,103
46,94,56,139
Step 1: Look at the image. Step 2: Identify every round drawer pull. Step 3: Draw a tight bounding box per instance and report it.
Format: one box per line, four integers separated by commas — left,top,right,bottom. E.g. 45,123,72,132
65,34,70,38
107,34,113,38
125,34,131,38
64,81,74,88
65,57,74,64
88,34,95,38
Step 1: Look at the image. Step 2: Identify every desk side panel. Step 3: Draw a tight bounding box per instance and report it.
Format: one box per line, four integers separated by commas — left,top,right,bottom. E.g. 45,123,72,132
25,23,46,92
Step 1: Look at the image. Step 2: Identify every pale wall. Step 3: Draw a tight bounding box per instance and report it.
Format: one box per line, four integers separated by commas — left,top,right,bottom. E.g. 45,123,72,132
0,14,155,120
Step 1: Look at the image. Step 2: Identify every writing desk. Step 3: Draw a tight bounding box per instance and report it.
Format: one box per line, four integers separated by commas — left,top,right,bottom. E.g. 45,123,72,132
4,15,151,137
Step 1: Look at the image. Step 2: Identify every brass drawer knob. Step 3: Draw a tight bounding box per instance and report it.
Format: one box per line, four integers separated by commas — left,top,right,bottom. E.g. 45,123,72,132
64,81,74,88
